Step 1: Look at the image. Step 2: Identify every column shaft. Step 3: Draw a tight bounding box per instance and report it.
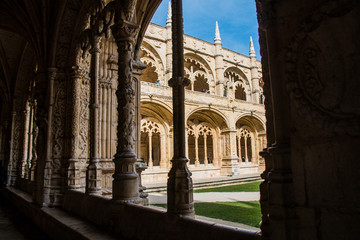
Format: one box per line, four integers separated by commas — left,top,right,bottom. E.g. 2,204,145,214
160,134,167,168
111,15,140,202
68,67,82,190
167,0,194,217
194,136,199,166
148,132,153,168
25,104,34,179
245,137,248,162
204,135,208,165
7,111,17,186
238,136,241,162
86,37,102,195
21,107,30,178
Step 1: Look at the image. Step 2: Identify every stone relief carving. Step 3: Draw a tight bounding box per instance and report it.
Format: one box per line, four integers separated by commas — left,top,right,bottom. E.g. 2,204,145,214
78,78,90,159
12,116,21,174
225,134,230,156
285,0,360,135
52,80,66,160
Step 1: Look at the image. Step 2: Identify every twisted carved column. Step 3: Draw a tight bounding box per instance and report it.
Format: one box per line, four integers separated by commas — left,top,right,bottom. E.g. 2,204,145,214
67,66,83,190
111,18,140,202
167,0,194,217
86,37,102,195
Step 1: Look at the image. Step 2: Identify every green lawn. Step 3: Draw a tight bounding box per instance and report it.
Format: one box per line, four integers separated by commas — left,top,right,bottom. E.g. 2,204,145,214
154,181,262,227
155,201,261,227
193,181,261,193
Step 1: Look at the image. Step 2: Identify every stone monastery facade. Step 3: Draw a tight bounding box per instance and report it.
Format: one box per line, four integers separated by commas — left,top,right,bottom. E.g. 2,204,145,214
137,5,266,184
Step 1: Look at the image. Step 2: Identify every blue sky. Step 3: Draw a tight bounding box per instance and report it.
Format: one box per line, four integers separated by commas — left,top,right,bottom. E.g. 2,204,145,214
151,0,261,59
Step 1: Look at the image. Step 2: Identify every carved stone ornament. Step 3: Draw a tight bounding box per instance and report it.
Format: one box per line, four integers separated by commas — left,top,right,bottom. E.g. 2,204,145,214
80,1,115,58
52,80,66,160
285,0,360,136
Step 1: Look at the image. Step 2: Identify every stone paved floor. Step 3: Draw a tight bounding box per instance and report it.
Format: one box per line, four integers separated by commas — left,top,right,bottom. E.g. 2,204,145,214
0,191,49,240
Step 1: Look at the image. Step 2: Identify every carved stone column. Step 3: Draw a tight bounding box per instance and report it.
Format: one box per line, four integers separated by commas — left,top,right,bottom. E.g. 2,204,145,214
133,60,148,204
212,136,216,166
7,111,17,186
160,134,167,168
86,37,102,195
43,68,57,205
251,135,256,163
21,107,30,178
67,66,83,190
237,136,241,162
221,129,240,176
111,13,140,202
185,134,189,159
194,135,199,166
148,132,153,169
213,135,219,167
30,103,38,182
25,103,34,180
167,0,194,217
244,137,248,162
204,135,208,165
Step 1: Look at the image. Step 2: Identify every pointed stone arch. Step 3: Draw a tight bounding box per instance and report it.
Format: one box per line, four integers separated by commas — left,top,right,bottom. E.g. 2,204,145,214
184,53,215,93
224,66,251,101
140,40,165,84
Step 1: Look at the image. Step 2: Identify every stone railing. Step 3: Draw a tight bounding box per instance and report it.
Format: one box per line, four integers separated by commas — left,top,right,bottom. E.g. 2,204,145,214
63,190,260,240
140,81,264,112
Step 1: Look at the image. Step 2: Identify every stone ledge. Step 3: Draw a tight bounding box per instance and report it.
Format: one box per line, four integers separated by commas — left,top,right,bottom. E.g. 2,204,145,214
63,190,260,240
2,187,120,240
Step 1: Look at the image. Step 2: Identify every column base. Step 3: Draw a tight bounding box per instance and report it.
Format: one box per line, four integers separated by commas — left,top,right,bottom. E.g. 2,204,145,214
220,157,240,176
86,162,102,195
167,157,195,217
113,154,140,203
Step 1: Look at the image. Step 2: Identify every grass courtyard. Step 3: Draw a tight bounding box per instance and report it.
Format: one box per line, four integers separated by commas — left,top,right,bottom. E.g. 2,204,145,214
194,180,261,193
155,181,262,228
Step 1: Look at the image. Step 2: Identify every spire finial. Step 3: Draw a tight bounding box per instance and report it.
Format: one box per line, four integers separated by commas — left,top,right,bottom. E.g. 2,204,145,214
214,21,221,44
166,1,172,26
249,36,256,57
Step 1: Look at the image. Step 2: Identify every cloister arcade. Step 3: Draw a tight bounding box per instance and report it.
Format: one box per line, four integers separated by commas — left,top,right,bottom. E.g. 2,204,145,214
137,20,265,182
1,0,358,239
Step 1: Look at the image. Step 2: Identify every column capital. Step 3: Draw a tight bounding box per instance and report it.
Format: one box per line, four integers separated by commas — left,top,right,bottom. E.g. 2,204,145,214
111,20,139,43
